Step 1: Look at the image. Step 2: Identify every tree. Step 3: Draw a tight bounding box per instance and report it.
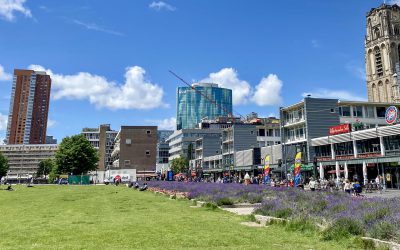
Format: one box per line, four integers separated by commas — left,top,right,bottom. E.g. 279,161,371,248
0,152,8,181
55,134,99,175
37,158,55,179
170,157,189,174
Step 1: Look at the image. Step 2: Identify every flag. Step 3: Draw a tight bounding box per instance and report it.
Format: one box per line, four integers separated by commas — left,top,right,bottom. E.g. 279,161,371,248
294,152,302,186
263,155,270,184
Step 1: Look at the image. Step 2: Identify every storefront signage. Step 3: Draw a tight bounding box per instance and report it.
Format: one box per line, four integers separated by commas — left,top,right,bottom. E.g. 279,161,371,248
329,124,351,135
385,106,398,125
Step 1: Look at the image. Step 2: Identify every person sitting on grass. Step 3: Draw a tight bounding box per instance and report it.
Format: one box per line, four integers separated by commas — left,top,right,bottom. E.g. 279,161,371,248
139,183,148,191
134,183,140,189
6,184,13,191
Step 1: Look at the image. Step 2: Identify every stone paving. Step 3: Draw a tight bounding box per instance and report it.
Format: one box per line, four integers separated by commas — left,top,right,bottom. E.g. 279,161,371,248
364,189,400,199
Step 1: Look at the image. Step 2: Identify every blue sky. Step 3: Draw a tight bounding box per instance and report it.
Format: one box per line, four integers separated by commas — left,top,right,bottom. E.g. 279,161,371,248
0,0,390,142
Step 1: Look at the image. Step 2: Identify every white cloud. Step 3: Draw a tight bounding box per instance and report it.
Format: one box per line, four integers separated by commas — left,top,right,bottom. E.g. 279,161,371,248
0,0,32,21
0,112,7,144
302,89,367,101
28,64,167,110
0,112,7,131
0,65,11,81
149,1,176,11
251,74,283,106
157,117,176,130
389,0,400,5
73,20,124,36
47,119,56,128
201,68,251,105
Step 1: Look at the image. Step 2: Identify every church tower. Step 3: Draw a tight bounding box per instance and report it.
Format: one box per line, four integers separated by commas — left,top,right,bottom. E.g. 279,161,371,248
366,4,400,103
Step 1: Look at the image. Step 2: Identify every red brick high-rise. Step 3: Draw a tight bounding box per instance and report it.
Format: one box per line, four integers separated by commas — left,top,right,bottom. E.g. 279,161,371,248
6,69,51,144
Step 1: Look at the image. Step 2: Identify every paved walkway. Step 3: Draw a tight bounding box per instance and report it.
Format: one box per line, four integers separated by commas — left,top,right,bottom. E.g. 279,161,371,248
364,189,400,199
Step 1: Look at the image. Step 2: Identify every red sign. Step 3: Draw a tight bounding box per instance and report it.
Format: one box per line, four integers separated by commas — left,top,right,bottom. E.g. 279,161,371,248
329,124,350,135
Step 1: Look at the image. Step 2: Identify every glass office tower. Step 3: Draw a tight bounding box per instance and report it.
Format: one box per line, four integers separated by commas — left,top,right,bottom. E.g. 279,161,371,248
176,83,233,130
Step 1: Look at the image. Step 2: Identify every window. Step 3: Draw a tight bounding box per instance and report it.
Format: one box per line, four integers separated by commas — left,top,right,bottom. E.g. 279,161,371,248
353,106,363,117
366,106,375,118
146,130,151,135
146,150,150,156
250,131,254,135
126,138,132,144
375,48,383,77
339,106,351,117
258,129,265,137
124,160,130,166
376,107,386,118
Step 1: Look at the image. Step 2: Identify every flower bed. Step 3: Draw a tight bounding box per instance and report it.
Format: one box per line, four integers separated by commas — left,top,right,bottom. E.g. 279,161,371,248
146,181,400,243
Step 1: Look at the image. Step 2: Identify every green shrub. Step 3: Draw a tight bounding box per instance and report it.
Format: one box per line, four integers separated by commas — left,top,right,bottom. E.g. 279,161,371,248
248,195,263,204
353,237,377,250
370,221,397,241
285,217,316,232
216,197,234,206
203,202,218,210
274,208,293,219
312,200,328,212
364,208,390,224
321,218,364,241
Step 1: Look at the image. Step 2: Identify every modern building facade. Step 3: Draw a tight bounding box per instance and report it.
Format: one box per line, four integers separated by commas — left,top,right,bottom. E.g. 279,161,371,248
110,126,157,181
0,144,58,182
222,124,258,170
6,69,51,144
312,123,400,188
176,83,232,130
45,136,57,144
167,129,222,161
81,124,118,183
256,117,281,147
280,97,400,173
156,130,173,173
365,4,400,103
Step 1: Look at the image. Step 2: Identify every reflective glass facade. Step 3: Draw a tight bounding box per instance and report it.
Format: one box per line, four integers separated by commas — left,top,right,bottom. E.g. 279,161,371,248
176,83,232,130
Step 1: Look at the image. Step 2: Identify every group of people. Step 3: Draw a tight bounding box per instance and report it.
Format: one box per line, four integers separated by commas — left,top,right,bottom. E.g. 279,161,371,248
127,182,148,191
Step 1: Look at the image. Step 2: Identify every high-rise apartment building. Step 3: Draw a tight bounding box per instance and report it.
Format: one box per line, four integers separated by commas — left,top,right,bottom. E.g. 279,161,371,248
6,69,51,144
81,124,118,183
365,4,400,102
176,83,232,130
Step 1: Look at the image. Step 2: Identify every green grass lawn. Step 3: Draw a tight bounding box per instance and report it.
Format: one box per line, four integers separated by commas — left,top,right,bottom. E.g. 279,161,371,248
0,185,360,250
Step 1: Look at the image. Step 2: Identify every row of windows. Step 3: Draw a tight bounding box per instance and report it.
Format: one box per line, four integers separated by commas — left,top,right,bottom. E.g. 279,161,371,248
338,106,387,118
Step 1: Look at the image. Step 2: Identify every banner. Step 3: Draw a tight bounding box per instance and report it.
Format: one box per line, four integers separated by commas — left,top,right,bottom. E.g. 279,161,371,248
263,155,270,184
294,152,302,187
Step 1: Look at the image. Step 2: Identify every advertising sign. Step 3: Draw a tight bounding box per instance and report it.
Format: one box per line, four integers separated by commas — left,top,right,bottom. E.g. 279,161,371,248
329,124,351,135
385,106,398,125
294,152,302,187
263,155,270,184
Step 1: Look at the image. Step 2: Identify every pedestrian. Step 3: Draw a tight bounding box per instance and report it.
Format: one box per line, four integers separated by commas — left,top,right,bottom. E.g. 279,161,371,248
375,175,382,194
309,177,316,191
244,173,251,185
344,179,352,194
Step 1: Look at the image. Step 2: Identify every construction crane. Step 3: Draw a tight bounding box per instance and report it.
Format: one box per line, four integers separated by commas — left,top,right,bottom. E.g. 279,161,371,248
169,70,245,120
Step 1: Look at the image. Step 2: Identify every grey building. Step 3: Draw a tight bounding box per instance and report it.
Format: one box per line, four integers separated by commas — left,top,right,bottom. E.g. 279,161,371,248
192,133,222,171
0,144,58,182
157,130,173,173
280,97,339,168
222,124,258,170
45,136,57,144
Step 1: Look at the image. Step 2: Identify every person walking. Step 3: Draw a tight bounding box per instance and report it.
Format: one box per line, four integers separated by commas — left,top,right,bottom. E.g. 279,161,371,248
244,173,251,185
375,175,382,194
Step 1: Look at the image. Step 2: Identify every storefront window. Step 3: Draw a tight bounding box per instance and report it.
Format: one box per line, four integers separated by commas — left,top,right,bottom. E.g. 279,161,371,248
366,106,375,118
339,106,351,117
376,107,386,118
384,135,400,154
353,106,363,117
356,138,381,154
334,142,354,156
315,145,331,157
